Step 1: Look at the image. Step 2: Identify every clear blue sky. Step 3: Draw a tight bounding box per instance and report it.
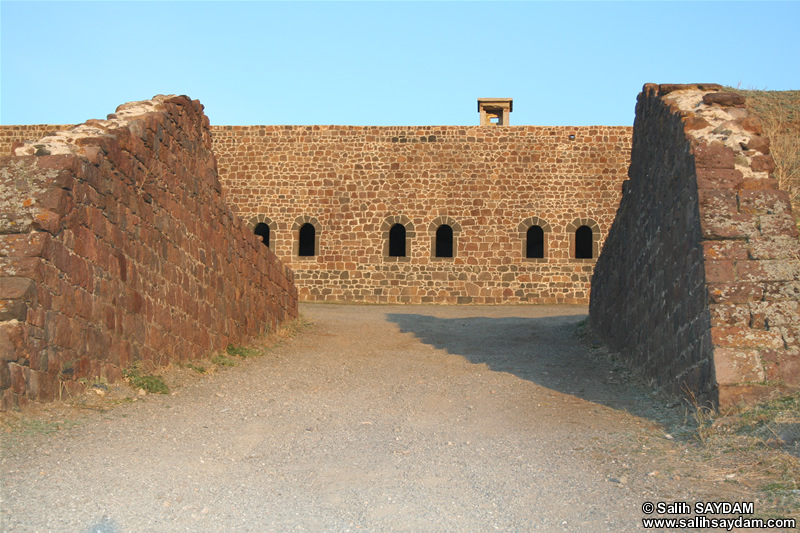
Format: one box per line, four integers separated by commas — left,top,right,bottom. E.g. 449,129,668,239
2,1,798,127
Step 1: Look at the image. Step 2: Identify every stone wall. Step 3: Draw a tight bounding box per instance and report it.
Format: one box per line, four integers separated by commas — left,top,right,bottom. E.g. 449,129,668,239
0,125,67,158
590,84,800,408
0,96,297,409
212,125,632,304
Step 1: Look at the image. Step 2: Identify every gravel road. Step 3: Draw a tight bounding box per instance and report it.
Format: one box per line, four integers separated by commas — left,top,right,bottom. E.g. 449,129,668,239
1,304,748,532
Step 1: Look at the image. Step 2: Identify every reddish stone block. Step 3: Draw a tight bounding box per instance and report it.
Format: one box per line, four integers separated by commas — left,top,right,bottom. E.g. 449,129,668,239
703,240,748,261
711,326,784,349
0,233,50,258
736,260,800,283
708,303,750,327
0,276,36,301
702,241,749,260
741,117,763,135
0,299,27,322
684,116,711,131
45,312,74,348
34,154,82,173
103,363,123,384
743,135,769,155
0,322,24,362
698,189,738,215
718,383,778,408
700,212,758,239
67,255,91,289
751,155,776,173
760,214,800,238
8,362,28,395
0,358,10,390
696,167,743,189
642,83,659,96
738,189,791,215
104,306,116,331
778,351,800,386
694,144,735,169
749,300,800,328
713,348,764,385
38,187,73,216
705,260,735,282
702,92,746,107
760,349,782,381
738,178,779,190
779,325,800,348
31,209,63,234
1,388,18,411
748,237,800,260
0,257,43,280
763,281,800,301
27,369,56,402
62,379,85,398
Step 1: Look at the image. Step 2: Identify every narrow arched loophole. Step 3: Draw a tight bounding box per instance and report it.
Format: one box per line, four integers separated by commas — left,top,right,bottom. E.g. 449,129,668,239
435,225,453,258
298,223,316,256
389,224,406,257
575,225,593,259
526,225,544,259
254,223,270,248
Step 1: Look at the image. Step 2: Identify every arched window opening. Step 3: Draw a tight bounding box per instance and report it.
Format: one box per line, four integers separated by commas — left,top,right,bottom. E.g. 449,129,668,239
575,225,593,259
435,225,454,258
526,225,544,259
298,223,316,257
389,224,406,257
254,223,270,248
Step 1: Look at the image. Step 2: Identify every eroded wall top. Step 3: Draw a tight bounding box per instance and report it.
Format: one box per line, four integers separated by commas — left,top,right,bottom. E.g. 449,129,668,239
0,95,297,410
591,83,800,408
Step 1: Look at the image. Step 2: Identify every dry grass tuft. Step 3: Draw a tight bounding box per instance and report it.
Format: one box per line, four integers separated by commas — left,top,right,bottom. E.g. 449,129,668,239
682,391,800,518
728,88,800,219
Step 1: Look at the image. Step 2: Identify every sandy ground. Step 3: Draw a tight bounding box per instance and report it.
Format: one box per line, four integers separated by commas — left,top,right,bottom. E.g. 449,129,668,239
0,304,757,532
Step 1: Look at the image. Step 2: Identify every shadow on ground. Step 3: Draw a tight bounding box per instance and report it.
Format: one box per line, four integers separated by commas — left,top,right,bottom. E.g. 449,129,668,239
386,312,682,427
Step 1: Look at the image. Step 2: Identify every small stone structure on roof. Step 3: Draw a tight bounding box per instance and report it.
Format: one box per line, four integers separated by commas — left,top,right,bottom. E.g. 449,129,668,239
477,98,513,126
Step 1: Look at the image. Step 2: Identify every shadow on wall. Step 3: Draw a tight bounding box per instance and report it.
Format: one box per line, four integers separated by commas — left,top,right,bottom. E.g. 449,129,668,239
385,312,673,424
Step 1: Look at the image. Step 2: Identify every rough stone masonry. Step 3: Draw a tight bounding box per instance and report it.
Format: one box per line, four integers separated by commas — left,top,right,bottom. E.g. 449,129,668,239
5,121,633,305
2,85,799,409
212,123,631,304
0,96,298,410
590,83,800,408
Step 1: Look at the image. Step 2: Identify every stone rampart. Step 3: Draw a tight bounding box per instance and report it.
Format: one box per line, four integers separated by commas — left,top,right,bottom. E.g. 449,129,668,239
212,125,632,303
0,96,297,409
0,125,67,158
590,84,800,408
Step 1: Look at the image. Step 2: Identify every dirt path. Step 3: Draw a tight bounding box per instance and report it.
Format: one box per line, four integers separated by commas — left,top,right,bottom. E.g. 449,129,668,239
1,304,752,532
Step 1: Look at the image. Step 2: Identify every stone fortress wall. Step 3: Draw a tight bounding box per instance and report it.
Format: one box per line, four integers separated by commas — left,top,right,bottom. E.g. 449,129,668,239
590,84,800,407
4,122,633,305
212,124,632,304
0,125,68,157
4,86,799,408
0,96,298,409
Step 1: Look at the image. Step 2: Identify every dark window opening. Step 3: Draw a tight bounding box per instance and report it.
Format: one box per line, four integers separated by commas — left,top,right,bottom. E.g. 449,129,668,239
254,223,270,248
298,223,316,256
389,224,406,257
435,225,453,258
526,226,544,258
575,225,593,259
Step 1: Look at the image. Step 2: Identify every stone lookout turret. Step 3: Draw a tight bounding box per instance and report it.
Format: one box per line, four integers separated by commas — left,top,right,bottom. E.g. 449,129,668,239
477,98,513,125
